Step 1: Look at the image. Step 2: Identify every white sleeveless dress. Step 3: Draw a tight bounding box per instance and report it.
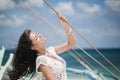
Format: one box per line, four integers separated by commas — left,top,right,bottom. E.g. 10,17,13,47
36,47,68,80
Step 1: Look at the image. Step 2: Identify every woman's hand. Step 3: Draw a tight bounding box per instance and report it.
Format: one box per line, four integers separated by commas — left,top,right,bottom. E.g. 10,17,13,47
54,13,76,54
57,13,68,25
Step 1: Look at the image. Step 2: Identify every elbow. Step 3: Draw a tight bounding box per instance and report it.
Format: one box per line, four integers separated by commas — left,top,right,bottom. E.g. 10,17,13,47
68,39,76,47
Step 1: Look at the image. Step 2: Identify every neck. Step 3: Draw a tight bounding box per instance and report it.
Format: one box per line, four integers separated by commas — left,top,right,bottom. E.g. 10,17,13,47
37,46,48,55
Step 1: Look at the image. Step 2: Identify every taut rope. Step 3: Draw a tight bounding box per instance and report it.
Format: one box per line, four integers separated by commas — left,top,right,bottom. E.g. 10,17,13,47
43,0,120,75
18,0,120,79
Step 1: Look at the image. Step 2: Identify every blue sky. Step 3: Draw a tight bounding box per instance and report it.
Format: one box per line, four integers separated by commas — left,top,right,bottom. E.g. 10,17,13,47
0,0,120,49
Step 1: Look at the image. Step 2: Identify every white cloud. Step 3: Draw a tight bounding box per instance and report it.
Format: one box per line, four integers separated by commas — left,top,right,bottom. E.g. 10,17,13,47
0,0,16,10
77,2,102,14
105,0,120,13
0,14,29,27
79,26,120,38
104,26,120,36
55,2,75,16
26,0,44,7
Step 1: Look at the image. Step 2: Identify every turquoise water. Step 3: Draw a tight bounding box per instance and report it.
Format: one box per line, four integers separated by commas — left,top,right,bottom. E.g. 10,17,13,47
60,49,120,78
1,48,120,79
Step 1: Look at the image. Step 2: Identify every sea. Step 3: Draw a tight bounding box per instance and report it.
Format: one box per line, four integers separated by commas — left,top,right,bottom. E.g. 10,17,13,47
1,48,120,80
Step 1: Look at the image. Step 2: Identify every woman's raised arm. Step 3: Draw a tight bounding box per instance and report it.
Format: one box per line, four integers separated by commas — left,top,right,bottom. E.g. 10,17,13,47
54,13,76,54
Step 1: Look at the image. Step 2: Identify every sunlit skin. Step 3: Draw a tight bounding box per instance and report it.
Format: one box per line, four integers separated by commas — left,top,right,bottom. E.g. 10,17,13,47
29,13,76,80
30,32,46,45
29,31,48,55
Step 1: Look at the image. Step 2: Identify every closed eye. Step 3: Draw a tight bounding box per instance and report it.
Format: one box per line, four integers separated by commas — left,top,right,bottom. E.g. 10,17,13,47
34,36,38,41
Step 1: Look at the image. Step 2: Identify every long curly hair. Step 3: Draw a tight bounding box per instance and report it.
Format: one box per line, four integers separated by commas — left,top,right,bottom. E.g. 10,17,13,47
8,29,37,80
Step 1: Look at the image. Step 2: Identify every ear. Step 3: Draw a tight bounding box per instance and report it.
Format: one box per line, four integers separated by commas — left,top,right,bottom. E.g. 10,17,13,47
31,46,36,50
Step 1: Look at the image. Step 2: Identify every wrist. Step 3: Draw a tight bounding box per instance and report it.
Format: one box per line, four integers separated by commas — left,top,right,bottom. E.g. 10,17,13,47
66,28,72,35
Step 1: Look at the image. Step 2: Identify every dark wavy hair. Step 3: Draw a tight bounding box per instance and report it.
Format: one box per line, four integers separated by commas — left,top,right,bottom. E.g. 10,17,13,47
8,29,37,80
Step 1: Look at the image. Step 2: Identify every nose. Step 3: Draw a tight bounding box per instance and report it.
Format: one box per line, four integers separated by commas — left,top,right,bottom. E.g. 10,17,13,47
37,33,43,39
38,34,42,38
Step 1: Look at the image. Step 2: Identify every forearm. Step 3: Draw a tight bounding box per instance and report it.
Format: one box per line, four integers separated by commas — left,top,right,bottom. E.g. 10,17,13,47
57,13,76,46
62,23,76,45
54,25,76,54
62,23,71,33
54,14,76,54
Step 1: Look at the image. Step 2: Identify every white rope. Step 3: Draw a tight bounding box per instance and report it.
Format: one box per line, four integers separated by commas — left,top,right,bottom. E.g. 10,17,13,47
19,0,95,72
71,49,96,70
68,51,92,71
18,0,120,79
43,0,120,74
75,44,119,79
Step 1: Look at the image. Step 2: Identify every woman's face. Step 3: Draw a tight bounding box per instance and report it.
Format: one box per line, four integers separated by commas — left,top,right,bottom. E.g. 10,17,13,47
29,31,46,47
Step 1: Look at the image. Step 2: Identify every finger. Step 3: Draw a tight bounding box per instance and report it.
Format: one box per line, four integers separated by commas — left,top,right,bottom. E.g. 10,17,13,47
61,17,67,22
57,13,67,22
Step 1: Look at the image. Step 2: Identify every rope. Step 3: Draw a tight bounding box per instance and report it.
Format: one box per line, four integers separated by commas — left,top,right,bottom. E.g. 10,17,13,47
18,0,95,72
18,0,94,77
69,23,120,74
71,49,96,70
18,0,119,79
75,44,119,79
43,0,120,74
68,51,92,71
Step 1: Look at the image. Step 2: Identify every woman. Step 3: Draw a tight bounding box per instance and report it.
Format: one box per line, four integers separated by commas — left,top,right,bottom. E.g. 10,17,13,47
9,13,76,80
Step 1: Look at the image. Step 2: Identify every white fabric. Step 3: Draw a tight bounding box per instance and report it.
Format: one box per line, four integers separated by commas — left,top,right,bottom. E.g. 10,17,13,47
36,47,68,80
